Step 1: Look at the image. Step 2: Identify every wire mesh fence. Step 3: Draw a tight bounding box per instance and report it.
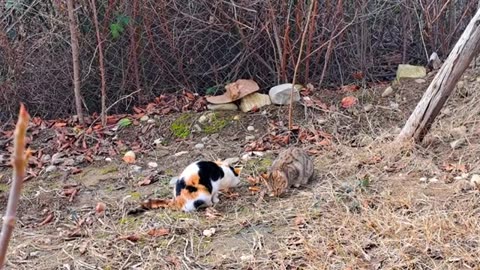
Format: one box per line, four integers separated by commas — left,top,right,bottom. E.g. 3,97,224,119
0,0,477,121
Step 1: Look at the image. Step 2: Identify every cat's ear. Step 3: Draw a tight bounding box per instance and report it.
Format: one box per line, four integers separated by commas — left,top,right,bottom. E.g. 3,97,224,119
233,166,242,176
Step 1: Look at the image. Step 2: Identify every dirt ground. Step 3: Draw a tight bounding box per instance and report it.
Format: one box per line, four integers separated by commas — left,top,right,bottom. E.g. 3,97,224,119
1,67,480,270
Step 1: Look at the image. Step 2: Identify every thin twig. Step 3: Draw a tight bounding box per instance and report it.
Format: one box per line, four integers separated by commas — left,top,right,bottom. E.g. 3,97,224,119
0,104,30,269
288,0,315,130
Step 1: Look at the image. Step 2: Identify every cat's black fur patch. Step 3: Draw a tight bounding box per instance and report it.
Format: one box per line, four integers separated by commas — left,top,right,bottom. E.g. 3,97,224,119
197,161,224,193
175,178,186,196
193,199,206,209
229,166,239,176
186,185,198,193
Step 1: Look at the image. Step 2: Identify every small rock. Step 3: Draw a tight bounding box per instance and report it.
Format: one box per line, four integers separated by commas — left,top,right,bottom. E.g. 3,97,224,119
233,115,241,120
194,143,205,149
268,83,301,105
174,151,189,157
428,52,442,70
316,118,327,125
389,102,399,110
140,115,149,122
198,115,208,124
240,255,254,261
207,103,238,111
428,177,439,183
201,137,209,142
419,177,428,183
363,104,373,112
456,81,465,90
105,157,112,162
414,79,426,84
382,86,394,97
223,157,240,165
147,119,155,124
245,135,255,141
450,138,466,149
470,174,480,187
63,159,75,166
247,126,255,131
147,162,158,168
51,153,65,165
193,124,202,132
239,93,271,113
396,64,427,80
202,228,216,237
75,155,85,164
41,154,51,163
131,165,142,173
45,165,57,173
476,77,480,82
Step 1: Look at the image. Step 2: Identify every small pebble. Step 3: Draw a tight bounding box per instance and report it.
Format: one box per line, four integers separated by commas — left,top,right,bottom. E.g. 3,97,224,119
233,115,241,120
140,115,149,122
45,165,57,173
245,135,255,141
202,228,216,237
174,151,189,157
201,137,209,142
419,177,428,183
428,177,439,183
363,104,373,112
148,162,158,168
470,174,480,186
131,165,142,173
147,119,155,124
382,86,394,97
247,126,255,131
105,157,112,162
195,143,205,149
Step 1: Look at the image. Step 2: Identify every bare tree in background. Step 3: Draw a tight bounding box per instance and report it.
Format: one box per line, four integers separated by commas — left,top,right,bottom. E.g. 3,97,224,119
90,0,107,126
66,0,84,125
397,8,480,143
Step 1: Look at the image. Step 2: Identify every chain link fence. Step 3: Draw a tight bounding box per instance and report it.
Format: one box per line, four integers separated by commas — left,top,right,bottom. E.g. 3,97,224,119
0,0,477,121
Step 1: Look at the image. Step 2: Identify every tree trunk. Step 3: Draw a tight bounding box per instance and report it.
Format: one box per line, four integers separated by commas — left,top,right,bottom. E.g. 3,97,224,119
90,0,107,126
66,0,84,124
396,8,480,143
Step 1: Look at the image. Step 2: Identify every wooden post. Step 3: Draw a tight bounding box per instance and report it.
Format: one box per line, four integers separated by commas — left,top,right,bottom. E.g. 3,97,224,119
396,8,480,142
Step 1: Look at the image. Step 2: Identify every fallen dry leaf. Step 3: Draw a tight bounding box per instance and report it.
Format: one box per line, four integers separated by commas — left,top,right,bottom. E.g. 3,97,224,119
137,175,158,187
147,228,170,237
140,198,173,210
118,234,141,242
205,207,222,219
341,84,359,92
122,150,136,164
341,96,358,108
95,202,106,214
37,212,54,226
248,186,261,193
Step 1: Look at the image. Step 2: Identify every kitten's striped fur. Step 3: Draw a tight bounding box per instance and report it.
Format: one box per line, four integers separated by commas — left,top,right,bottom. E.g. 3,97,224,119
262,147,314,197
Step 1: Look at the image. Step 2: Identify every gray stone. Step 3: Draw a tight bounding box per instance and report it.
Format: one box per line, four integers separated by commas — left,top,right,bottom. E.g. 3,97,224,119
450,138,466,149
147,119,155,124
63,159,75,166
245,135,255,141
45,165,57,173
41,154,51,163
131,165,142,173
247,125,255,131
268,83,301,105
382,86,394,97
363,104,373,112
194,143,205,149
414,79,426,84
140,115,149,122
148,162,158,168
51,153,65,165
239,93,271,112
207,103,238,111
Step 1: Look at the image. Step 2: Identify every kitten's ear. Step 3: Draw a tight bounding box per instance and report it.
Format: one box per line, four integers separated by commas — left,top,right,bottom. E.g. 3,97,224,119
233,166,242,176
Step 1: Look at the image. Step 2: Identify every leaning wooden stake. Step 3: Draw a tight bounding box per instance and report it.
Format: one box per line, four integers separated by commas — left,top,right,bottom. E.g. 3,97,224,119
0,104,30,269
397,8,480,142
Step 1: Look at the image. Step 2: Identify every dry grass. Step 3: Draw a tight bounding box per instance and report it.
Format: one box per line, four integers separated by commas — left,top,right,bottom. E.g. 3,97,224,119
2,69,480,269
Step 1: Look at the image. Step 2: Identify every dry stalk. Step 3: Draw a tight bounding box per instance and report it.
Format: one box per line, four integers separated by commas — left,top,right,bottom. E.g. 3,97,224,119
288,0,315,130
0,104,30,269
90,0,108,127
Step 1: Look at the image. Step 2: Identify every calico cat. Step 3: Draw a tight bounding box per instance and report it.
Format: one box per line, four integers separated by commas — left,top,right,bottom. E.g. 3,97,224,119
261,147,314,197
172,160,242,212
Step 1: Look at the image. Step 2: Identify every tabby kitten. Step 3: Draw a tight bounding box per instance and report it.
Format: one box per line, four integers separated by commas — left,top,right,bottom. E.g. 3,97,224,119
261,147,314,197
172,160,242,212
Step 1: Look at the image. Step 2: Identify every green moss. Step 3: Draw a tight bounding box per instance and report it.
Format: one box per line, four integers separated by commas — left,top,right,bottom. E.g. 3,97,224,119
129,191,141,200
202,113,230,134
100,165,118,175
0,183,8,192
170,113,193,139
245,157,274,173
